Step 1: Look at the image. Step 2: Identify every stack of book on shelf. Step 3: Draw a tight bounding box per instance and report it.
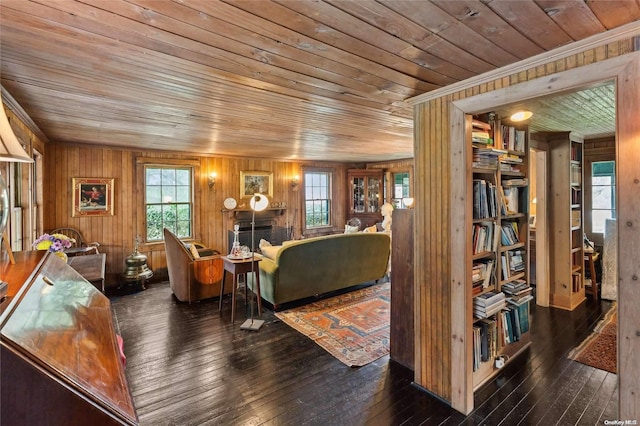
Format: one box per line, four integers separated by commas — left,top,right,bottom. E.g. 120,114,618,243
473,317,499,371
502,279,534,306
501,250,525,280
502,177,528,186
472,223,497,255
499,125,526,152
499,154,523,172
472,146,506,169
472,119,492,145
571,163,582,185
473,179,497,219
500,222,520,246
500,297,530,344
473,291,506,319
472,260,494,295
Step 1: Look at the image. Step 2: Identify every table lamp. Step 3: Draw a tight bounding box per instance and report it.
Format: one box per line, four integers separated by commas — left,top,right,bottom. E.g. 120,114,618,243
241,193,269,331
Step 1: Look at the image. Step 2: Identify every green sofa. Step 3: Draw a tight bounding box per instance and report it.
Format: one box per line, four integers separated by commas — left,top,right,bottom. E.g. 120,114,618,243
248,232,391,310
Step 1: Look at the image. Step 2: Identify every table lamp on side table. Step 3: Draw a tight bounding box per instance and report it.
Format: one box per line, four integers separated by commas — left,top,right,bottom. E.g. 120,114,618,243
241,193,269,331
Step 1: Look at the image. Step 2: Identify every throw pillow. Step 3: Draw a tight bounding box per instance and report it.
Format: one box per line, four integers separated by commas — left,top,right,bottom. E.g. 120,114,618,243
189,244,200,259
344,224,359,234
363,224,377,233
259,239,272,251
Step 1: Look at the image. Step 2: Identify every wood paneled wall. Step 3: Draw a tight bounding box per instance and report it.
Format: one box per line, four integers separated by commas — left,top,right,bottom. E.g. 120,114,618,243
43,144,354,286
412,38,639,415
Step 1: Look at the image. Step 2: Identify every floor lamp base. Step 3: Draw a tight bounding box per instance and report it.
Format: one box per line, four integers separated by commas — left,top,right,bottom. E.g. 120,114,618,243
240,318,265,331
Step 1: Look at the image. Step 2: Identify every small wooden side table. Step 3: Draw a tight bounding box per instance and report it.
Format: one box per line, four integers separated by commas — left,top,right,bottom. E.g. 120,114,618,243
219,255,262,323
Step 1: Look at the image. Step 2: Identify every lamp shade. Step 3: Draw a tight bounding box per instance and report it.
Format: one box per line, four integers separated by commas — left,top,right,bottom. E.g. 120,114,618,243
0,90,33,163
250,193,269,212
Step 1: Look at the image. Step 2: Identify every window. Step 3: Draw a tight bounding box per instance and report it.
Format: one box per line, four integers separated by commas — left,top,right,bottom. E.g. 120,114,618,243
304,171,331,228
391,171,411,209
591,160,615,233
145,166,193,241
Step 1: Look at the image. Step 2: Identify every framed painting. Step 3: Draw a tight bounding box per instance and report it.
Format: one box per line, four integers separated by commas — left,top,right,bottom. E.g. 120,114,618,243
72,178,114,217
240,171,273,198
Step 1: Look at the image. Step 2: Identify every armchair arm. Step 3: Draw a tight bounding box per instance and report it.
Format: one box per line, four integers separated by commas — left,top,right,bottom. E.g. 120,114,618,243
191,255,223,285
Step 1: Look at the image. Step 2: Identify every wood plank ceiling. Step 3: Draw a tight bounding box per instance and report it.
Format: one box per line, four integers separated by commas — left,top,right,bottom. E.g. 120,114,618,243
1,1,638,162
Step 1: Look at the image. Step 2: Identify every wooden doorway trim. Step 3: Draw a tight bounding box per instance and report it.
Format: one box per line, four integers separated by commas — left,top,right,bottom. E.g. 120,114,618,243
449,51,640,415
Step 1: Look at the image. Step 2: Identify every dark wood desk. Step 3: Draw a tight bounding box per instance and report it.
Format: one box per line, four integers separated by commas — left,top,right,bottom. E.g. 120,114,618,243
68,253,107,292
219,255,262,323
1,252,138,425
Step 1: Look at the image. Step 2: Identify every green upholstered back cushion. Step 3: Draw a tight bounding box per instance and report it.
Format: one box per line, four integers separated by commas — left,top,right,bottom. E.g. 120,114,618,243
255,232,390,306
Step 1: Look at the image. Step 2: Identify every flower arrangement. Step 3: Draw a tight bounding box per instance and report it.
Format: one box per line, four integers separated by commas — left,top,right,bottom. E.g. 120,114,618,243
33,233,75,252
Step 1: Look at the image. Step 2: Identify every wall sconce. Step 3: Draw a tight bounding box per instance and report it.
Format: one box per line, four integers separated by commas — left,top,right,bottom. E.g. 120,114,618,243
208,172,217,190
291,175,300,190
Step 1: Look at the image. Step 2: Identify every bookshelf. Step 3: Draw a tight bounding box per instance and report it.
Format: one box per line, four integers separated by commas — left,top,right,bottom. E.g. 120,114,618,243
469,116,532,389
543,132,585,310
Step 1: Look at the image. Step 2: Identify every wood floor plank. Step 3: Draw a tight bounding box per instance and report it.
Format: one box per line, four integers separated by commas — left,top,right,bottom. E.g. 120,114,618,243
109,282,618,425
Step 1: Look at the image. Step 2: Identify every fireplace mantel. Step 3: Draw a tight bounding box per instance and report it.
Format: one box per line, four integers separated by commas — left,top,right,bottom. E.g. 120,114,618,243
222,208,286,221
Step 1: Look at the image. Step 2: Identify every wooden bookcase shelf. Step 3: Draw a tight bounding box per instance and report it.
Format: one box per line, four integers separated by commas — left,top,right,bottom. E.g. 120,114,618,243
540,131,586,310
468,116,532,390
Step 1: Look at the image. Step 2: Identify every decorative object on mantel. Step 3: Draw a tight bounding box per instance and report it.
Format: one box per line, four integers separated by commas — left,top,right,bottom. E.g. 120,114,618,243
241,193,269,332
223,197,237,210
240,171,273,198
71,177,114,217
33,233,74,263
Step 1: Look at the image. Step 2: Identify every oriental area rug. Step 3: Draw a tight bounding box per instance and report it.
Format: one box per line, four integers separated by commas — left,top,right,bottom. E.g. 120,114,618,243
568,303,617,374
275,282,390,367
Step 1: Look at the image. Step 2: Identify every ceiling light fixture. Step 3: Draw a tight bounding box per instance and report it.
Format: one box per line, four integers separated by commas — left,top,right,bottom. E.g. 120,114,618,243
510,110,533,122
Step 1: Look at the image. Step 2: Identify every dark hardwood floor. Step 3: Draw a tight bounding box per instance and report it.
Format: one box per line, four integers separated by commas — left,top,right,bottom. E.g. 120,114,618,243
110,283,616,426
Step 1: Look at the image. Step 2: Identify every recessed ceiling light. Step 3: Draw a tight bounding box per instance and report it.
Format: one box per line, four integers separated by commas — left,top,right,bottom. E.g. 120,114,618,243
510,111,533,122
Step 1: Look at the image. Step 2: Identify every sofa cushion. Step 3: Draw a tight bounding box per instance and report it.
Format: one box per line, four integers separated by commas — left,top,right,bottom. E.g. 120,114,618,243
363,224,377,233
261,245,282,260
344,224,359,233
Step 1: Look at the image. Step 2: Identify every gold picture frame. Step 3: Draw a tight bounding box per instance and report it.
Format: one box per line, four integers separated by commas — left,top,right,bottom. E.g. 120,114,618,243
240,171,273,199
72,178,115,217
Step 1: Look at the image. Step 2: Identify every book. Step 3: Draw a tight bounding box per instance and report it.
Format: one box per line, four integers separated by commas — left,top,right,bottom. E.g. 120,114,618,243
473,299,506,319
474,291,505,307
503,186,519,214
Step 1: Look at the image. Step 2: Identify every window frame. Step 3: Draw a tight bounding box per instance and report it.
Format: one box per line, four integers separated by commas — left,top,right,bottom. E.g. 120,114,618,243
136,157,200,246
302,168,333,231
589,159,616,235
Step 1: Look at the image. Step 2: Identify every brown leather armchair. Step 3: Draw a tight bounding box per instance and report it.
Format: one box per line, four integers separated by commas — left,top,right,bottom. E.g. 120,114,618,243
163,228,231,302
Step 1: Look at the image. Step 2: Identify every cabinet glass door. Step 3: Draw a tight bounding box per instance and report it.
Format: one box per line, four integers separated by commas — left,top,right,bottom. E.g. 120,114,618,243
367,177,380,213
352,177,365,213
